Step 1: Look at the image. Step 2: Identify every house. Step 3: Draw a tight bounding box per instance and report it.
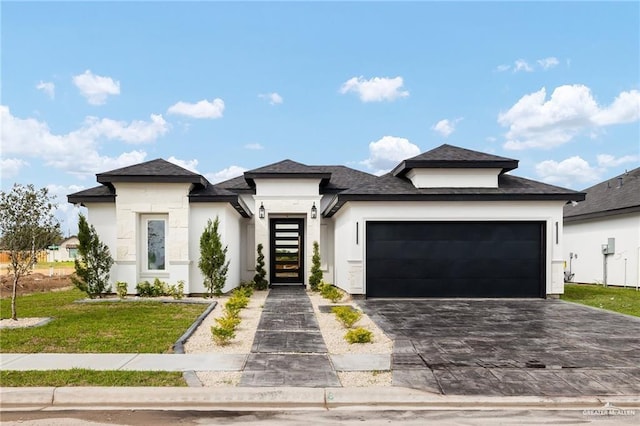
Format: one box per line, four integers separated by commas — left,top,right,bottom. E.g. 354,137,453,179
68,144,584,298
563,167,640,288
46,236,80,262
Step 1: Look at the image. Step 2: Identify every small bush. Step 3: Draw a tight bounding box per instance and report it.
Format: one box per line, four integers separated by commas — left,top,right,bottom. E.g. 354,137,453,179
215,313,241,330
153,278,167,296
116,281,128,299
320,283,343,303
136,281,153,297
253,244,269,290
309,241,323,291
211,325,235,346
345,327,373,344
227,294,249,311
168,281,185,300
234,285,253,299
332,306,362,328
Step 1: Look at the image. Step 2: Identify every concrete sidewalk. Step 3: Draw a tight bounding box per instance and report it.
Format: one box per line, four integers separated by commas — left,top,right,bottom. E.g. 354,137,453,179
2,386,639,412
0,353,390,372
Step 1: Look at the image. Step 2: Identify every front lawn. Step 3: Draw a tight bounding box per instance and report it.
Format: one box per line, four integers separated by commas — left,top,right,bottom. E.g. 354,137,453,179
562,284,640,317
0,369,187,387
0,289,208,353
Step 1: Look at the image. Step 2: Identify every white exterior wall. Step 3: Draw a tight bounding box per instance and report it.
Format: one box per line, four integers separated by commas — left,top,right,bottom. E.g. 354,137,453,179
189,203,243,294
253,178,322,286
332,200,566,296
406,168,501,188
84,203,117,288
112,182,191,292
564,213,640,288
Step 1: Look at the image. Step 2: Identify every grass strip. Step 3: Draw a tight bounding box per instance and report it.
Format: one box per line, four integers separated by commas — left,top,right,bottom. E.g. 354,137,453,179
1,289,208,353
562,284,640,317
0,369,186,387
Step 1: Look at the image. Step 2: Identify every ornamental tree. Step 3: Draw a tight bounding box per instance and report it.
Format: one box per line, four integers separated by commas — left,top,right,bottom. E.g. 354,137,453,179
0,184,60,320
309,241,323,291
253,243,268,290
71,214,114,298
198,216,230,297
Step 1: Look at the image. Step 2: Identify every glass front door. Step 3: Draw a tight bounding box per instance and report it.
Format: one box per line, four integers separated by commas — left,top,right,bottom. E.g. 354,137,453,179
270,219,304,284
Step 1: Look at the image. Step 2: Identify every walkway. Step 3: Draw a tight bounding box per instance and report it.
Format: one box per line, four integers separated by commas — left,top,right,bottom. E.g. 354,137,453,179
239,286,340,387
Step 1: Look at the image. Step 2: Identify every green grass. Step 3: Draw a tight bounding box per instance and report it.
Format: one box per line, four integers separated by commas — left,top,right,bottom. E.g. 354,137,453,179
0,369,186,387
0,289,207,353
36,261,75,268
562,284,640,317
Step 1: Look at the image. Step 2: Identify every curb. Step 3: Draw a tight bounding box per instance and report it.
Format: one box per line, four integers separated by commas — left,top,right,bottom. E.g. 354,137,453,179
2,387,639,411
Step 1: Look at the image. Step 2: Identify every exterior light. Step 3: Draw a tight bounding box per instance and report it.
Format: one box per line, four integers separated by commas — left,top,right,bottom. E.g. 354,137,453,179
259,202,265,219
311,202,317,219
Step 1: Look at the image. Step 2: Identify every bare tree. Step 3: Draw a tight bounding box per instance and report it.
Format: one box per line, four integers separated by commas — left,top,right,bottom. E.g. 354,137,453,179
0,184,59,320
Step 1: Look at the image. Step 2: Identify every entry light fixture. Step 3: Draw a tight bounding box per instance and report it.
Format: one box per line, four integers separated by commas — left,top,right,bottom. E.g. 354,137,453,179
259,202,265,219
311,202,318,219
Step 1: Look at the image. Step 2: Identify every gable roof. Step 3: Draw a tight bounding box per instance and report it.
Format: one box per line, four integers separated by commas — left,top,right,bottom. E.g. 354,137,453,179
324,172,586,217
564,167,640,222
97,158,207,185
242,159,332,187
392,144,518,177
67,185,116,204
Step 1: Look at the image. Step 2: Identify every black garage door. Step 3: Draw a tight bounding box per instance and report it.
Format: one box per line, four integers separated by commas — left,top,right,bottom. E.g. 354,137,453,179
366,221,545,298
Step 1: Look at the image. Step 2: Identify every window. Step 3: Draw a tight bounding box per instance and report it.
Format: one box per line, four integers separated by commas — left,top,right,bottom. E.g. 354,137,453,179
146,218,166,271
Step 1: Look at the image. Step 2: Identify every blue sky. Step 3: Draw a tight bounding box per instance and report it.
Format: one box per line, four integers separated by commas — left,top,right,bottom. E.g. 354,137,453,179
2,1,639,235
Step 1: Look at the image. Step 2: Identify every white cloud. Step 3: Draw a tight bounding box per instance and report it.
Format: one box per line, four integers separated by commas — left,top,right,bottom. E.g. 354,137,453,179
514,59,533,73
167,156,199,172
205,165,247,183
72,70,120,105
36,81,55,99
0,158,29,179
361,136,421,175
535,156,601,188
167,98,225,119
537,57,559,70
496,64,511,72
499,85,640,150
597,154,638,168
1,105,151,177
432,118,462,137
81,114,169,144
244,143,264,150
45,184,87,236
339,76,409,102
259,92,283,105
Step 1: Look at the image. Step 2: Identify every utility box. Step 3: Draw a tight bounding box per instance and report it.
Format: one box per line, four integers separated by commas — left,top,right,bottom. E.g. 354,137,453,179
602,238,616,255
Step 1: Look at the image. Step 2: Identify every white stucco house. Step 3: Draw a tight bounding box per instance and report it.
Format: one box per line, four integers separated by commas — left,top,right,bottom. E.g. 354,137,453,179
563,167,640,288
68,144,584,298
46,236,80,262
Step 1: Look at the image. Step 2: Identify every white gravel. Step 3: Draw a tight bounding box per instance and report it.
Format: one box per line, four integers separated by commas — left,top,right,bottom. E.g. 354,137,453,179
0,317,51,329
184,288,393,387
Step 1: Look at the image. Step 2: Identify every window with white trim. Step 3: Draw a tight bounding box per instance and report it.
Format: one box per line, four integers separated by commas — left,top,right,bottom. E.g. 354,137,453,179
142,215,167,272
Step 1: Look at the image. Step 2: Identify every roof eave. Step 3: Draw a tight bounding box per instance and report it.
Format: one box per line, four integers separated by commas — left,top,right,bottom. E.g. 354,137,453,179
67,194,116,205
97,175,207,185
392,160,519,177
564,205,640,223
188,194,251,218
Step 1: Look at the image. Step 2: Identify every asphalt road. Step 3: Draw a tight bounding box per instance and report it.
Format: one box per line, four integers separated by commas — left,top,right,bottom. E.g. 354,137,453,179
1,409,638,425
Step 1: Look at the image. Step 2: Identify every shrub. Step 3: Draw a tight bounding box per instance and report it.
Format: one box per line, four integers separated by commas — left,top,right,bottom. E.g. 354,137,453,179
116,281,128,299
215,313,241,330
345,327,373,344
153,278,167,296
136,281,153,297
211,325,236,346
168,281,184,300
332,306,362,328
234,285,253,299
72,214,114,299
199,216,229,297
252,244,269,290
226,294,249,311
320,282,343,303
309,241,323,291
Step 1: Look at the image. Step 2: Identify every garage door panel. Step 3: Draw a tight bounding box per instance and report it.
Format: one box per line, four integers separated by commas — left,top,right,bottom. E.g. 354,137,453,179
366,221,544,298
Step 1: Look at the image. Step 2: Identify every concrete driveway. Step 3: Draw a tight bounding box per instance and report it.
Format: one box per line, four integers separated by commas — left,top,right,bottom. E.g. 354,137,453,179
357,299,640,396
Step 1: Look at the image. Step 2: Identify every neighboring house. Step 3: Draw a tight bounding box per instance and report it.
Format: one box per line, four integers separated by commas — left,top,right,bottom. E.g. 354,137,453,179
68,144,584,298
563,167,640,288
46,236,80,262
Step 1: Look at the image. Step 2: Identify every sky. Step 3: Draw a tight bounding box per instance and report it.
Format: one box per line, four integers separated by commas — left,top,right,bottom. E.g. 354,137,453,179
1,1,639,236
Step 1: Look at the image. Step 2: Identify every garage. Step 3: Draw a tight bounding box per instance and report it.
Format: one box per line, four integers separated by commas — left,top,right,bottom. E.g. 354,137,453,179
366,221,545,298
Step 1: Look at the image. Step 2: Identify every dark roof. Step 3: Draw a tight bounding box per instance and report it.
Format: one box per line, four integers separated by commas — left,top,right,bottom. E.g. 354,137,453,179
564,167,640,222
392,144,518,177
67,185,116,204
324,173,585,217
215,162,378,194
243,159,332,186
188,185,251,217
97,158,207,186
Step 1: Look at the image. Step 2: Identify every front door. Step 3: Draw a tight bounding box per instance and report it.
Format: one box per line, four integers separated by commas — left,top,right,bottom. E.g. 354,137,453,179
270,219,304,284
